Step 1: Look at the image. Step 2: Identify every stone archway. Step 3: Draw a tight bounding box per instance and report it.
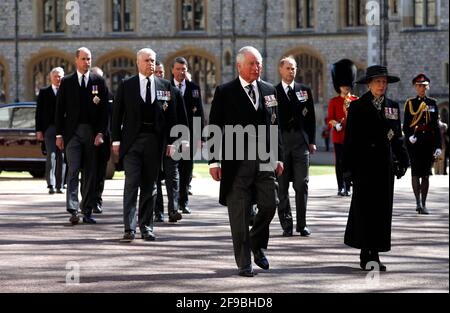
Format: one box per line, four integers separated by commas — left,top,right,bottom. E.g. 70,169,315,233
96,49,136,95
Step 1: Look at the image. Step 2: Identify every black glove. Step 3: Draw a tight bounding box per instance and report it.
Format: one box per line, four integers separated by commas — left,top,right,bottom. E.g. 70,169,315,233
393,161,407,179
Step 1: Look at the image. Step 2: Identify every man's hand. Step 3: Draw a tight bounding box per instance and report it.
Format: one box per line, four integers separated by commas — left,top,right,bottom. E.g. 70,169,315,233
210,167,222,181
309,144,317,154
56,137,64,150
112,144,120,157
166,145,175,157
409,135,417,144
94,133,104,146
36,131,44,142
276,162,284,177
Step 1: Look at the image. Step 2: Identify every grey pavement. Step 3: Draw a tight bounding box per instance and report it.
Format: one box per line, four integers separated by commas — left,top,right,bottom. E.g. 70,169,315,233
0,171,448,293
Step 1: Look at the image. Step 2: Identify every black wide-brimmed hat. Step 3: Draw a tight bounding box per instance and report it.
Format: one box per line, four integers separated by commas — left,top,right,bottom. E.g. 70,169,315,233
355,65,400,84
331,59,357,93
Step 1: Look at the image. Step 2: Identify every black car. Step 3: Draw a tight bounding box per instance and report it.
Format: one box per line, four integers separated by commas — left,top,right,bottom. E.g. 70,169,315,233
0,102,46,178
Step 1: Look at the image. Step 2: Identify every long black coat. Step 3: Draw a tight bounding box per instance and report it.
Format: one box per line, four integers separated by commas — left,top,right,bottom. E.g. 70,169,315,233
35,85,57,133
208,78,284,206
343,91,409,252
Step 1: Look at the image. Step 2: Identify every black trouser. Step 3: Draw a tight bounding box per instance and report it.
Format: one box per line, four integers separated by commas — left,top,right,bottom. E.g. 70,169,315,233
334,143,350,192
94,134,111,208
122,133,161,234
65,124,97,216
226,160,277,270
155,157,180,217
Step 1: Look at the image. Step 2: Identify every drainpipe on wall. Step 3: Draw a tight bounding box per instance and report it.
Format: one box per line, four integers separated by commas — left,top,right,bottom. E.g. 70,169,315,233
14,0,19,102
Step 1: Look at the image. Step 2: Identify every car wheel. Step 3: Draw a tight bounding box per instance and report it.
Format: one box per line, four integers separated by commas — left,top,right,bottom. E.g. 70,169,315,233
105,157,116,180
29,170,45,178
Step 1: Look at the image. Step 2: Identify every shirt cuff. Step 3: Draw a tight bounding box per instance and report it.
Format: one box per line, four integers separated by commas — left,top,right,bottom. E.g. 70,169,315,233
56,135,63,138
209,163,220,169
112,141,120,146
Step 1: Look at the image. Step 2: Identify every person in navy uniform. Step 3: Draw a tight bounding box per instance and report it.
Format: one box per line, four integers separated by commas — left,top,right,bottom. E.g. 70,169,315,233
208,46,284,277
112,48,178,242
403,74,442,215
343,65,409,272
275,56,316,237
171,57,205,215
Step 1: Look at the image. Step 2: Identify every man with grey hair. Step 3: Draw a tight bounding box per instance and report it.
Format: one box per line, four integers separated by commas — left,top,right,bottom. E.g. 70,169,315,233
275,56,317,238
55,47,109,225
36,67,66,194
112,48,179,242
208,46,284,277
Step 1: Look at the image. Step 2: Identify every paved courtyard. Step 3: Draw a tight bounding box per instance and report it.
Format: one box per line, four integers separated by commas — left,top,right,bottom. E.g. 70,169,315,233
0,172,448,293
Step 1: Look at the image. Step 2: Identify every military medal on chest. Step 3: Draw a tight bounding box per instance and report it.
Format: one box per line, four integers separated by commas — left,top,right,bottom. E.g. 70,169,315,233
387,129,394,141
92,85,100,105
302,107,308,117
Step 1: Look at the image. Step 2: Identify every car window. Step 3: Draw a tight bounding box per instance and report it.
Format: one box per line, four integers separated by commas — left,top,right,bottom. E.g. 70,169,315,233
11,107,35,129
0,107,12,128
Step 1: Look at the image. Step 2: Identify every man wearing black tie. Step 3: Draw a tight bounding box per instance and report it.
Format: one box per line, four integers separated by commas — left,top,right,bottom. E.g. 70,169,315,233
209,46,284,277
35,67,66,194
112,48,178,242
275,56,317,237
171,57,205,215
55,47,109,225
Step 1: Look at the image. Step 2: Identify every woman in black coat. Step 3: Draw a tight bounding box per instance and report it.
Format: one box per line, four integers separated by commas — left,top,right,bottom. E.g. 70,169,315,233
343,65,409,271
403,74,442,215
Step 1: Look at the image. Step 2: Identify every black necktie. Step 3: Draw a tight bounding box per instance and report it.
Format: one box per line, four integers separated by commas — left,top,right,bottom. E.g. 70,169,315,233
246,84,256,105
81,74,86,89
287,86,296,103
146,77,151,104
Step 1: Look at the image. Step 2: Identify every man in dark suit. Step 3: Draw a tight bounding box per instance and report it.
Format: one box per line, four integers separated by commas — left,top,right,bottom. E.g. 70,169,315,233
55,47,109,225
112,48,178,242
275,56,316,237
209,46,284,277
171,57,205,215
35,67,66,194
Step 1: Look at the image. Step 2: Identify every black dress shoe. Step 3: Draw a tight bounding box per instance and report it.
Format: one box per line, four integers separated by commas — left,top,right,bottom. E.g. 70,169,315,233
168,211,182,223
252,248,269,270
238,267,255,277
49,187,56,194
120,232,135,243
282,229,293,237
344,190,352,196
418,206,430,215
154,215,164,223
298,227,311,237
56,188,64,194
69,213,80,225
83,216,97,224
93,205,103,214
180,206,191,214
337,189,345,196
141,232,156,241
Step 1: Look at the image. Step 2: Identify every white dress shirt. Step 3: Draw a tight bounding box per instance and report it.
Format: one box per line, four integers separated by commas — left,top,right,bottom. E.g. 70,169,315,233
239,76,259,111
77,70,90,87
139,73,156,104
281,80,295,98
174,79,186,96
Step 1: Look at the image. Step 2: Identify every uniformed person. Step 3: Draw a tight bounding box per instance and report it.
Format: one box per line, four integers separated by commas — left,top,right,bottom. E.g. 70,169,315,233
403,74,442,215
327,59,358,197
343,65,409,271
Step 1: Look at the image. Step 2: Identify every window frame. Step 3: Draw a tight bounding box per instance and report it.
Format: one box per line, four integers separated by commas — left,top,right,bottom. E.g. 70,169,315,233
414,0,437,27
42,0,66,33
179,0,206,32
111,0,136,32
